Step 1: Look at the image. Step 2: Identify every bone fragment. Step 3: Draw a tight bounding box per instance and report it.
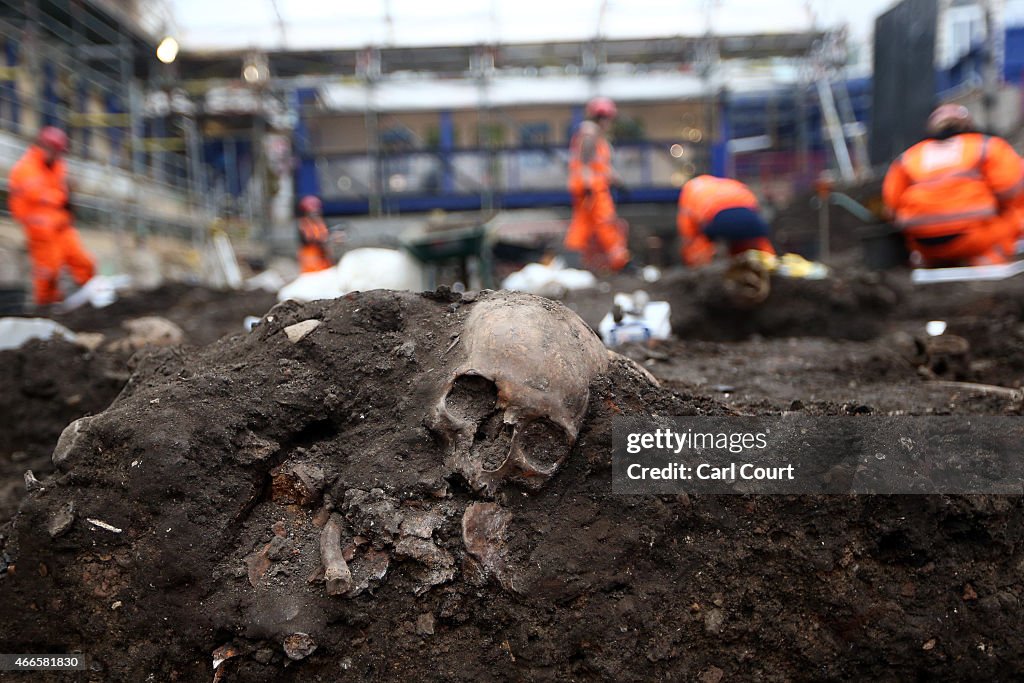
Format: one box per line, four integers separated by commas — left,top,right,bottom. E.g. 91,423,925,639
320,513,352,595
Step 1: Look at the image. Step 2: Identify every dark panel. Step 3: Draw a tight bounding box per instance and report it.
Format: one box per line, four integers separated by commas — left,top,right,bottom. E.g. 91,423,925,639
870,0,939,164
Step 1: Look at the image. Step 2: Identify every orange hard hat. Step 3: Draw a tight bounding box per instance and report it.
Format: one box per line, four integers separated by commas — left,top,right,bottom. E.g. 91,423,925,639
37,126,69,153
585,97,618,120
926,104,973,135
298,195,322,214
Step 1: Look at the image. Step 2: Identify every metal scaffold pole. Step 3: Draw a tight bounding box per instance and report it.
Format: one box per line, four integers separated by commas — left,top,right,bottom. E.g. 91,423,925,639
816,76,855,182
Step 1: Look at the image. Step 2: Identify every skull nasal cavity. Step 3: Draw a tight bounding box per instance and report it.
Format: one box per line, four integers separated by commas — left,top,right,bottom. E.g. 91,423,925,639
447,375,499,424
473,413,514,471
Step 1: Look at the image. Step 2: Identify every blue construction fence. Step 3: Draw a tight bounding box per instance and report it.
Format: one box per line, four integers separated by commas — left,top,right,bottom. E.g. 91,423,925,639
292,79,873,217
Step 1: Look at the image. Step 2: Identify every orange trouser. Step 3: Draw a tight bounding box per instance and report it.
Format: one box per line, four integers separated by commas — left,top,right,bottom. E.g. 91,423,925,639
563,189,630,271
906,213,1019,267
25,223,95,305
298,244,332,273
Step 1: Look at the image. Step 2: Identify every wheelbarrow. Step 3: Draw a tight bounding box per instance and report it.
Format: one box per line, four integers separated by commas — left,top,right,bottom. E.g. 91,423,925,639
400,220,494,290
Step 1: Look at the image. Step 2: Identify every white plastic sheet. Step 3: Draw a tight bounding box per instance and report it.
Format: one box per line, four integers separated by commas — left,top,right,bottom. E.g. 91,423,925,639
500,259,597,297
0,317,77,351
59,275,132,312
277,248,425,302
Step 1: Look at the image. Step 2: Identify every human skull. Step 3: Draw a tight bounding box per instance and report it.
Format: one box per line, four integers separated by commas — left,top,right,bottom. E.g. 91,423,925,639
431,293,608,494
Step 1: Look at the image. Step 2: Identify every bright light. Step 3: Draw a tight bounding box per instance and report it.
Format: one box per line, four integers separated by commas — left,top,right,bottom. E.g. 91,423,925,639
242,53,271,85
156,36,179,64
687,129,703,143
669,144,684,158
388,174,407,192
243,65,262,83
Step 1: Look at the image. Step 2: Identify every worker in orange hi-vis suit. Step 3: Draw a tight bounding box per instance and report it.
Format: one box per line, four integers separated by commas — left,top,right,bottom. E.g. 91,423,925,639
563,96,631,272
296,195,333,273
676,175,776,267
883,103,1024,267
8,126,95,306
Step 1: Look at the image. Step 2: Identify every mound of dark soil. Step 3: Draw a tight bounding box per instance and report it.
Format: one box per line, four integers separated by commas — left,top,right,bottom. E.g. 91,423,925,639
0,284,277,527
663,269,900,342
2,290,1023,682
560,267,902,342
0,340,127,524
55,283,277,347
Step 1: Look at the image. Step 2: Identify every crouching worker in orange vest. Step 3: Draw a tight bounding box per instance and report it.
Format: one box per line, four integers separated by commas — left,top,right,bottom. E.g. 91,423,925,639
883,104,1024,267
563,97,631,272
8,126,96,306
296,195,333,273
677,175,776,266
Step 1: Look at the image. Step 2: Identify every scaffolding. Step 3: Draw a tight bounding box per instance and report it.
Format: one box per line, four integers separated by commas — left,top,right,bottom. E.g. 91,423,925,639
0,0,217,243
809,29,870,183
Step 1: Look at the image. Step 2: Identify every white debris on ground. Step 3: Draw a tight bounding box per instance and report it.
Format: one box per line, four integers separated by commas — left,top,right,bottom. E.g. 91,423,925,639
277,248,425,302
598,291,672,347
500,258,597,297
60,274,132,312
0,317,77,351
245,269,287,293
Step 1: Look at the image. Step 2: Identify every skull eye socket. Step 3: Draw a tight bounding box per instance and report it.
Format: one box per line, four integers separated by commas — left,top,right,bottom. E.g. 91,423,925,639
518,418,568,470
446,374,498,425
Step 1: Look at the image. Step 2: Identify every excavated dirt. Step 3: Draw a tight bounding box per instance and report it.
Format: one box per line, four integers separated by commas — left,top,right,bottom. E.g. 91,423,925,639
559,266,903,342
1,272,1024,681
54,283,278,348
0,285,277,527
0,341,127,525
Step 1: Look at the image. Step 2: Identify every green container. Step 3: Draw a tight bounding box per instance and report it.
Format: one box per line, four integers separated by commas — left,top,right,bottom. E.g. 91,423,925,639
401,225,487,263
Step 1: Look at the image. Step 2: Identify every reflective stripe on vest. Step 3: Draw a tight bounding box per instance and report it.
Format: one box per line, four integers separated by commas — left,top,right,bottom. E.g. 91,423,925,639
896,135,996,227
898,207,998,227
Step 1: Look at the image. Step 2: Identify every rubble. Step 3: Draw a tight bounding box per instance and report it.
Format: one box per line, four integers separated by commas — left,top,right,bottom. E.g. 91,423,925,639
106,316,184,352
283,319,321,343
461,502,515,591
415,612,436,636
22,470,42,492
46,501,75,538
282,633,317,660
270,462,325,506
